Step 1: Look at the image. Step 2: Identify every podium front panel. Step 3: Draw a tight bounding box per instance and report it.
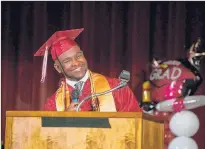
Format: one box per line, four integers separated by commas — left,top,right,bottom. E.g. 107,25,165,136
5,111,164,149
5,112,143,149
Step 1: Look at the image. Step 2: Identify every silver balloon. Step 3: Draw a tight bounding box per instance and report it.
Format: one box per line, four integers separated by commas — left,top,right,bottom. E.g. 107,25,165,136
169,110,199,137
155,95,205,112
168,136,198,149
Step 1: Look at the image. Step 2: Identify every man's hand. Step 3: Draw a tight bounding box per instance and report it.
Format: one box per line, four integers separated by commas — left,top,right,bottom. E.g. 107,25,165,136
66,102,79,111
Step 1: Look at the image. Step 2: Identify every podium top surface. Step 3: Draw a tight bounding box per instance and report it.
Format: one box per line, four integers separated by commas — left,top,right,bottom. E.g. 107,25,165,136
6,111,166,122
6,111,142,118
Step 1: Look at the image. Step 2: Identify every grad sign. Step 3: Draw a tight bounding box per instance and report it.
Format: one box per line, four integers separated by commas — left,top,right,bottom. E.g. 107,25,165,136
150,67,182,81
149,60,196,102
149,60,196,87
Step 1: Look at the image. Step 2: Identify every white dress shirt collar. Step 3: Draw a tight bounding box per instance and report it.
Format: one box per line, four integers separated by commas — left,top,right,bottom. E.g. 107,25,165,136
66,70,89,89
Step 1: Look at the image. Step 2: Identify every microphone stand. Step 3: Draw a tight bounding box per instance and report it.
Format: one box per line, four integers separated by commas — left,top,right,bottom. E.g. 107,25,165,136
75,81,128,112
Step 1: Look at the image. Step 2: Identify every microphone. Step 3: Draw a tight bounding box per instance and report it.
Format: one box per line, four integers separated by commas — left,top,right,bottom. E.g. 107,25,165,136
75,70,130,112
71,89,80,103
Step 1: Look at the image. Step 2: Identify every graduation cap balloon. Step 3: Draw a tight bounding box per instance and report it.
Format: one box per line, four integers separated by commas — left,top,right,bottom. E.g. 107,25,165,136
34,28,84,82
187,37,205,70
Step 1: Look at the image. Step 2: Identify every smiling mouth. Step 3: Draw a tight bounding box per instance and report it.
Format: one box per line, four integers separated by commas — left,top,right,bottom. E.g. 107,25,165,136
72,67,83,72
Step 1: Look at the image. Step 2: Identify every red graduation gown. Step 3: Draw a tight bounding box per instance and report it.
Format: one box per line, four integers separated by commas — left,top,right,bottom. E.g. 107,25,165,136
44,77,142,112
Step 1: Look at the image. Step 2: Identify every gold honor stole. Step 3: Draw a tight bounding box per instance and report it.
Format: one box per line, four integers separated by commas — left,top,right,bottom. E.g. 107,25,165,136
55,70,117,112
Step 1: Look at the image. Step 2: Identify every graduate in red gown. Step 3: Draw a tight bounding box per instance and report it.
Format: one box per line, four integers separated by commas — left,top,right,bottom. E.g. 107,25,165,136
34,28,142,112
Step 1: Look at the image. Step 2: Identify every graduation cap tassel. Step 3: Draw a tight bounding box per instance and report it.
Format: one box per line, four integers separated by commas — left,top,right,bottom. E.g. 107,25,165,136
40,46,49,83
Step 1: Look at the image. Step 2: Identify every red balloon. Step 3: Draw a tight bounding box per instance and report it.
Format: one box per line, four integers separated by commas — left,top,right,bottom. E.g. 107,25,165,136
162,112,169,117
153,110,160,116
164,130,175,145
164,121,170,131
168,113,175,121
164,144,168,149
161,112,173,120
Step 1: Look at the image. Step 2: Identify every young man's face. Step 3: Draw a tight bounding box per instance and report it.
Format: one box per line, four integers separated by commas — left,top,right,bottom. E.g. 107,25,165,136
54,46,88,81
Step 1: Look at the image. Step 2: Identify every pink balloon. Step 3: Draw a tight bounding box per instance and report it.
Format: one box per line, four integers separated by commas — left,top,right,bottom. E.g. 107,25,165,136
172,98,185,112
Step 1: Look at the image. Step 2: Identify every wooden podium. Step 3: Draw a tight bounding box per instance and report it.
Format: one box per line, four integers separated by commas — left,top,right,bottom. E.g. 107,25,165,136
5,111,165,149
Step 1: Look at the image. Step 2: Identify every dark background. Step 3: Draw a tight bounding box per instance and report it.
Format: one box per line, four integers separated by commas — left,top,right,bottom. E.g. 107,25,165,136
1,1,205,148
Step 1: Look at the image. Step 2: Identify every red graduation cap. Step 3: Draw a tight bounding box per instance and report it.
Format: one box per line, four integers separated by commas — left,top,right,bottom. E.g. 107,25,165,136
34,28,84,60
34,28,84,82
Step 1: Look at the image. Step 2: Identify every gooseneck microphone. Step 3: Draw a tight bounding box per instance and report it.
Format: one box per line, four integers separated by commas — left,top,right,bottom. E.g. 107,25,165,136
75,70,130,112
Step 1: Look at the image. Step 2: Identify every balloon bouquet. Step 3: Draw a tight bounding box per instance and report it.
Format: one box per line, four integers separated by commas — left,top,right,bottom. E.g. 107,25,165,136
140,38,205,149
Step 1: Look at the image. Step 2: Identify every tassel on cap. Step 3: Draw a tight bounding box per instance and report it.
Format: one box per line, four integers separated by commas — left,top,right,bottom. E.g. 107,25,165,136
40,46,48,83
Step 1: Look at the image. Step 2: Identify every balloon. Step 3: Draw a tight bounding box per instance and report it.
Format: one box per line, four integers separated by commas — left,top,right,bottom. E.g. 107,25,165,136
153,110,161,116
164,121,170,131
161,112,172,120
169,110,199,137
168,136,198,149
152,111,173,121
172,98,185,112
164,130,175,145
161,112,170,117
155,95,205,112
183,95,205,109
